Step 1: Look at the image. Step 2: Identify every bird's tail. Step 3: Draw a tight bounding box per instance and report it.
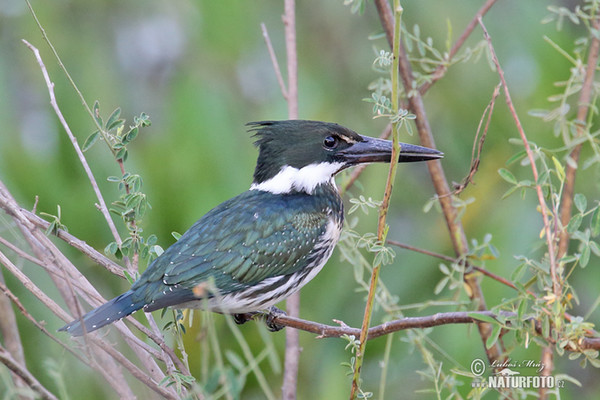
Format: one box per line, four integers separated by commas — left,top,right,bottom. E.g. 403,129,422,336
59,290,144,336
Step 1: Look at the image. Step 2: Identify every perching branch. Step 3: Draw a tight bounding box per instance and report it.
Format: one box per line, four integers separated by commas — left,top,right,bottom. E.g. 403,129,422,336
267,311,600,349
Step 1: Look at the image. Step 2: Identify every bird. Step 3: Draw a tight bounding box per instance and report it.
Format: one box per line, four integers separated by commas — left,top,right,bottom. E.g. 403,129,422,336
60,120,442,336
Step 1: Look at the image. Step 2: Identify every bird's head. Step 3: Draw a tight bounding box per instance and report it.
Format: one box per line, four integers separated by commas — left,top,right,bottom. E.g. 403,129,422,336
248,120,442,194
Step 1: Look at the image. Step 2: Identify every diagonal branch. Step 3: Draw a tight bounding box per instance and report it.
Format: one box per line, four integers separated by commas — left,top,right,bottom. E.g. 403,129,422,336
373,0,502,365
0,345,58,400
558,15,600,258
478,18,560,297
21,39,123,251
418,0,500,94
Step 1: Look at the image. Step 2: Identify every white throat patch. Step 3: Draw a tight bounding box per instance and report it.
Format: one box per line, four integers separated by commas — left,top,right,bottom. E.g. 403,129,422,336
250,162,344,194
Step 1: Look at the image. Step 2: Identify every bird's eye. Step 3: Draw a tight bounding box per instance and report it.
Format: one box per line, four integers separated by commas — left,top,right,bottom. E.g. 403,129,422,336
323,136,338,149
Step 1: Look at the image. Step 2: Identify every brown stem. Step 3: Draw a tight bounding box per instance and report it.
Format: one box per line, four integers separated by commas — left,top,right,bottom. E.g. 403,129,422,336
419,0,500,94
478,18,560,297
22,39,122,249
281,1,301,399
558,16,600,258
373,0,502,365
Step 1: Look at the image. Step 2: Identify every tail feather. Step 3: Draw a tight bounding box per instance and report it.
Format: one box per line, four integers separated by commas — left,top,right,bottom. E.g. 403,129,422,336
59,291,144,336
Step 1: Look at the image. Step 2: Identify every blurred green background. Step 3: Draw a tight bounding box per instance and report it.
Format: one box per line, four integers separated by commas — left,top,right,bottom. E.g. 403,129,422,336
1,0,599,398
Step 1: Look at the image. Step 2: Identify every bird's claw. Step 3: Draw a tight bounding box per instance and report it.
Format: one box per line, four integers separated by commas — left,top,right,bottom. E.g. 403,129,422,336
232,307,286,332
264,306,286,332
233,312,256,325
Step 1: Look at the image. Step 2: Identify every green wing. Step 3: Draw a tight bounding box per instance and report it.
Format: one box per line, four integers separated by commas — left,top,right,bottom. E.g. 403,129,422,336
132,190,337,305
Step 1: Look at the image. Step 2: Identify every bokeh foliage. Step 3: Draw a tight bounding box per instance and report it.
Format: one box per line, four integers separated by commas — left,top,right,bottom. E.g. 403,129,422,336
1,0,599,398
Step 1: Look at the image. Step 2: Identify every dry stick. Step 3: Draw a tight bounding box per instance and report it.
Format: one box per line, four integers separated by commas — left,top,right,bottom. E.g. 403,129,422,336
21,39,122,250
19,209,125,278
261,23,288,100
0,345,58,400
21,38,184,387
281,1,300,398
0,280,91,367
418,0,500,95
558,15,600,258
0,184,181,397
261,5,300,398
546,16,600,400
453,84,501,195
478,20,563,398
0,248,176,399
373,0,503,366
4,197,189,376
0,270,26,391
478,19,560,298
0,249,127,399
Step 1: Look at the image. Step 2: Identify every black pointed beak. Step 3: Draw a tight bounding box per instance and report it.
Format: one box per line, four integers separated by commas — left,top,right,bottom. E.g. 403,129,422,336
338,135,443,166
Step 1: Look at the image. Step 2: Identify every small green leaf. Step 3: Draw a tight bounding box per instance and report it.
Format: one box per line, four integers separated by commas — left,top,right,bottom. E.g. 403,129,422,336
82,131,100,152
505,149,527,165
115,147,127,161
106,107,122,130
93,100,103,126
126,126,139,143
590,207,600,237
552,156,565,182
501,185,519,199
438,263,450,275
172,231,182,240
589,241,600,257
486,324,502,349
434,276,449,295
498,168,517,185
104,241,118,256
580,245,590,268
567,213,583,234
574,193,587,213
468,312,499,325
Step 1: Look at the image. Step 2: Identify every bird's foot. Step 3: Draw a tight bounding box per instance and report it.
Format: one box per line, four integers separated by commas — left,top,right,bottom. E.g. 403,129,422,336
233,312,257,325
264,306,286,332
232,307,286,331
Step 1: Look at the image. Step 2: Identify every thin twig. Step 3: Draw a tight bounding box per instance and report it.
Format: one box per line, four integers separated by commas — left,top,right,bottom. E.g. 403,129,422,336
20,209,125,278
0,181,178,397
419,0,500,94
260,23,288,100
478,18,560,298
21,40,123,254
373,0,502,366
351,3,403,397
0,345,58,400
0,270,26,391
279,1,300,399
452,83,500,195
558,15,600,258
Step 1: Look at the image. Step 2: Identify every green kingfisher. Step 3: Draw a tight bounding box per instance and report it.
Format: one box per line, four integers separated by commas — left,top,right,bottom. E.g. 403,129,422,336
60,120,442,336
